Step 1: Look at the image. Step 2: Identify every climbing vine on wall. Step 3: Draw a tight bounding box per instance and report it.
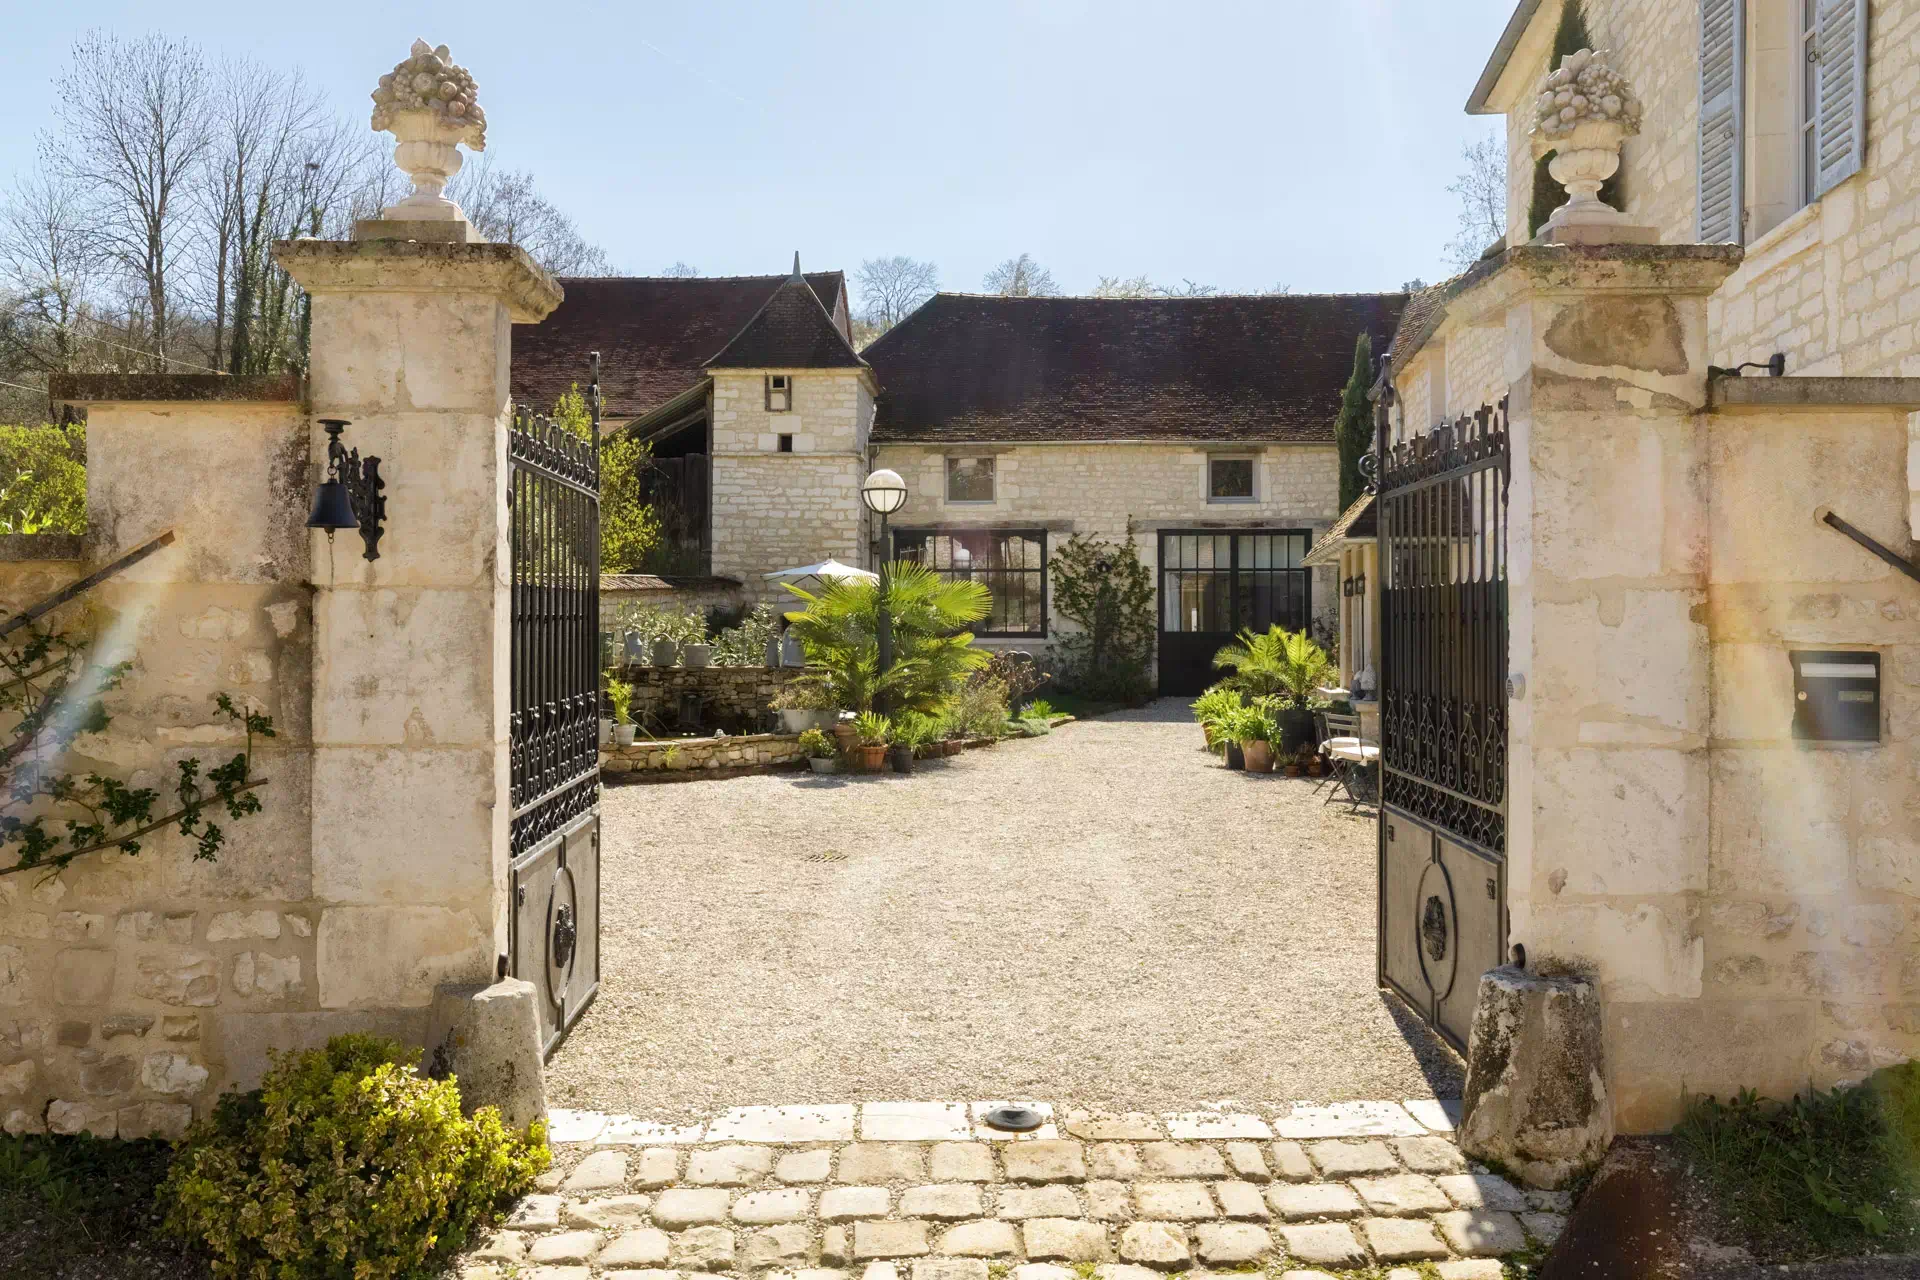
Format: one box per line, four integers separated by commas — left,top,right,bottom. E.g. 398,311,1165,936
1050,533,1156,704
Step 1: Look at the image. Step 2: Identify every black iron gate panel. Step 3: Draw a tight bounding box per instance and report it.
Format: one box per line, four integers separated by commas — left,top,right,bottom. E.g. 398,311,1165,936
1375,396,1510,1052
508,356,603,1056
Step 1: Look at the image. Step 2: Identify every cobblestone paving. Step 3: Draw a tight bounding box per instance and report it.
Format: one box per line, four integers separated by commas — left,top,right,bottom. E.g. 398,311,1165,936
460,1102,1561,1279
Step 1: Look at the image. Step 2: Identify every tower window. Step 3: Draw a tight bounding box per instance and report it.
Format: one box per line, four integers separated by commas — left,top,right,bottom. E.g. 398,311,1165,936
766,375,791,412
777,434,794,453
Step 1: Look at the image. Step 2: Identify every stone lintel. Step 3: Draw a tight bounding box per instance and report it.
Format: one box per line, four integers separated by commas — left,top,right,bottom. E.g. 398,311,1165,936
49,373,302,405
272,237,563,324
1708,375,1920,413
892,518,1078,534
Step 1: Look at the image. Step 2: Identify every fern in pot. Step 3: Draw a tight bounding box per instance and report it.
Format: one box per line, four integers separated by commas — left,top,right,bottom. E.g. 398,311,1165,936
608,677,637,746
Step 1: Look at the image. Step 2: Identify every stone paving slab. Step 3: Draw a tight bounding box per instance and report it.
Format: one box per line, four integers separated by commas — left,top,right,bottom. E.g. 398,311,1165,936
462,1100,1555,1279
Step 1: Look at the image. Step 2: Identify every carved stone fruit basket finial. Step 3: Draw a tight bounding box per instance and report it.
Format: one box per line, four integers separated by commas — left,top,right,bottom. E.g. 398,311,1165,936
1528,48,1654,244
370,38,487,222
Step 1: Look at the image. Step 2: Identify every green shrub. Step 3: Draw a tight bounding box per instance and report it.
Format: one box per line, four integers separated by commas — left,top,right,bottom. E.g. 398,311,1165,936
0,422,86,534
159,1033,548,1280
941,674,1010,740
1023,698,1056,720
796,727,836,759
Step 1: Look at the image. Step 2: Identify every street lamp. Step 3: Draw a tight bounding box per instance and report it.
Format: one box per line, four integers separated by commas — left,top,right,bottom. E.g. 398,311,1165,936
859,469,909,705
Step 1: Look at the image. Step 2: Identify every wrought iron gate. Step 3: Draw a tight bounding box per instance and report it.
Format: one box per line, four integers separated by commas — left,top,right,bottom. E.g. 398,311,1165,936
507,356,603,1056
1375,396,1510,1053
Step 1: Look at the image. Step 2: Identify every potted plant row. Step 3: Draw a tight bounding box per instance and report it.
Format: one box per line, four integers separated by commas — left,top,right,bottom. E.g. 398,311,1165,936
798,728,841,774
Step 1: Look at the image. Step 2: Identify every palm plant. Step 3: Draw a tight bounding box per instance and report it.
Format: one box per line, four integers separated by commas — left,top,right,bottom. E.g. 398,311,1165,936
782,562,992,714
1211,625,1334,707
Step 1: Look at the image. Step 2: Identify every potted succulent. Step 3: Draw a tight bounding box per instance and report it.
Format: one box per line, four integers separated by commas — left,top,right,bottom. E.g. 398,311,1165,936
850,711,891,773
798,728,841,775
608,677,637,747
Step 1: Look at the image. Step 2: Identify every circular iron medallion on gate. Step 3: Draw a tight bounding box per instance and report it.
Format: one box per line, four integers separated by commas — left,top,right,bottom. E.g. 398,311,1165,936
545,864,579,1010
1413,859,1459,1003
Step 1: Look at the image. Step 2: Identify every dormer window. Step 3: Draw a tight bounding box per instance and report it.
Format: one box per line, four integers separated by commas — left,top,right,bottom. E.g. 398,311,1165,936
765,375,791,412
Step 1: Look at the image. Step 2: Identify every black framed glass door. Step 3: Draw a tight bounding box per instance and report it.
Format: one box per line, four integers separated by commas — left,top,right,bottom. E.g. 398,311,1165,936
1156,530,1312,696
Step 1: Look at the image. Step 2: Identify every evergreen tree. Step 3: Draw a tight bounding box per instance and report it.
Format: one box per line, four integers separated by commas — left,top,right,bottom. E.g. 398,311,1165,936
1527,0,1623,237
1335,332,1373,510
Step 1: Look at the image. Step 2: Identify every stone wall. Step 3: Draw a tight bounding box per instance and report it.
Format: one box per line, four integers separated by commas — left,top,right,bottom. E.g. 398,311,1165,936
599,732,805,776
869,441,1344,669
608,664,799,732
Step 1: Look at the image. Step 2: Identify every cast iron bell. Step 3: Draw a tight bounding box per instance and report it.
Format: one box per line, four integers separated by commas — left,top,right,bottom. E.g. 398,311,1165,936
306,477,359,531
305,418,386,561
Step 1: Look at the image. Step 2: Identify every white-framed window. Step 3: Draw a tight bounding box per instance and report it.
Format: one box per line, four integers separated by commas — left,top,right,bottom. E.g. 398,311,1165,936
1207,455,1256,503
765,375,791,412
945,456,995,503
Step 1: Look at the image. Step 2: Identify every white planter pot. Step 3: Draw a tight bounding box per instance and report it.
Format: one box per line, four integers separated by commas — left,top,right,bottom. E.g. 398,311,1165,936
682,644,712,669
599,718,613,746
807,757,843,775
779,709,834,734
612,724,637,747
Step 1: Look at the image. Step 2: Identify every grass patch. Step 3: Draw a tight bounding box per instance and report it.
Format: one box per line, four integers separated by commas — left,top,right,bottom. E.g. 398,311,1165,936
1043,692,1124,720
1674,1068,1920,1262
0,1132,208,1279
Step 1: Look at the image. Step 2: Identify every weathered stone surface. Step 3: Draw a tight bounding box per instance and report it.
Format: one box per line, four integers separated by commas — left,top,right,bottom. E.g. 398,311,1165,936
140,1051,208,1096
1132,1182,1216,1220
820,1186,891,1221
1390,1137,1465,1174
1433,1210,1528,1256
1268,1141,1315,1182
820,1226,849,1266
60,949,120,1004
938,1219,1021,1256
1304,1140,1396,1177
910,1259,987,1280
998,1186,1080,1219
839,1143,926,1183
564,1195,653,1229
1138,1143,1225,1178
116,1101,192,1140
1458,967,1612,1189
46,1100,114,1138
600,1228,672,1268
637,1148,682,1188
424,979,544,1132
1434,1262,1504,1280
1089,1144,1142,1180
1352,1174,1450,1216
1435,1174,1528,1212
529,1231,600,1264
100,1014,152,1040
1003,1141,1086,1184
1276,1223,1364,1268
1163,1113,1271,1140
468,1230,525,1261
1011,1266,1074,1280
734,1189,812,1223
1118,1222,1189,1268
207,909,281,941
1189,1223,1271,1265
688,1145,776,1186
1086,1180,1132,1221
899,1184,983,1219
1213,1180,1270,1220
1021,1218,1110,1262
507,1194,564,1229
1522,1211,1568,1243
673,1225,738,1271
1061,1111,1163,1140
778,1148,833,1183
81,1056,137,1095
653,1188,732,1228
862,1102,972,1142
742,1223,812,1268
1264,1180,1364,1221
1361,1217,1448,1262
561,1149,628,1193
929,1142,995,1182
1223,1142,1269,1182
852,1221,929,1260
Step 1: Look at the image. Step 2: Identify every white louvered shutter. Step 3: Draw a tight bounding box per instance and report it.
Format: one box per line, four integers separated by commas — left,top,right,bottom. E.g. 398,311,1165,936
1697,0,1746,243
1813,0,1868,197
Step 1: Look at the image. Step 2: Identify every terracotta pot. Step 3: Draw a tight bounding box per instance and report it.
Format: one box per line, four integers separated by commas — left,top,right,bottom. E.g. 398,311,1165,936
832,721,858,752
1241,740,1275,773
850,744,887,772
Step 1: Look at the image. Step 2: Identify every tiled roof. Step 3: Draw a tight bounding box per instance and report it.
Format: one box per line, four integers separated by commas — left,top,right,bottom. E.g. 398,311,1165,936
862,292,1406,444
705,271,867,370
1302,493,1377,566
512,273,847,420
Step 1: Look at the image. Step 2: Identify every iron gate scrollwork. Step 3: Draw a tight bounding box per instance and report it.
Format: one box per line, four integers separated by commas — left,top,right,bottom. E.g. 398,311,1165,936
508,356,603,1056
1376,395,1510,1053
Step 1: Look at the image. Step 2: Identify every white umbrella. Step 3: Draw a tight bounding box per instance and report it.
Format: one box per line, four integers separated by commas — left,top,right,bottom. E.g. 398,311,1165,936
762,559,879,592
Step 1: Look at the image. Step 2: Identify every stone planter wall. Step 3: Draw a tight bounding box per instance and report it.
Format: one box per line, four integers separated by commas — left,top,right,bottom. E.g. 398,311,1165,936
600,732,805,776
609,664,804,732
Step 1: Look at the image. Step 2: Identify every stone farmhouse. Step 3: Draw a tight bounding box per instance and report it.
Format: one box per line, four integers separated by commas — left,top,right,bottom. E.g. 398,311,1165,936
513,265,1405,695
1310,0,1920,1133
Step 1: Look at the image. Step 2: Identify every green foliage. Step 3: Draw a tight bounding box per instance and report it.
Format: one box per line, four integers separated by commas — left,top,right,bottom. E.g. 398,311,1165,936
0,422,86,534
891,712,941,748
1191,685,1245,749
711,603,779,667
1049,534,1155,703
1869,1061,1920,1174
1219,700,1279,745
1023,699,1056,720
605,675,633,725
1335,334,1374,510
1210,626,1334,707
796,728,836,759
0,1130,191,1275
852,710,892,747
941,674,1011,741
782,562,991,715
1675,1082,1920,1260
550,385,662,574
159,1034,549,1280
1528,1,1622,237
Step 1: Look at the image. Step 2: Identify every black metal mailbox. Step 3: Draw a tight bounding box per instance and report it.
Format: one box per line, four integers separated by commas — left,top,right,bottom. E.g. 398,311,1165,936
1791,651,1881,742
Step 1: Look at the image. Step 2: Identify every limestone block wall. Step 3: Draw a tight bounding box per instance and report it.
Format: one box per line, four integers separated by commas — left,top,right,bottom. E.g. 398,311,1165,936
0,387,320,1140
870,442,1344,663
711,370,871,456
598,731,804,776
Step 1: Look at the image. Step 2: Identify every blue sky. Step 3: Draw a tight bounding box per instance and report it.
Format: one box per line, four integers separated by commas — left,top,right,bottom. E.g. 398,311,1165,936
1,0,1515,297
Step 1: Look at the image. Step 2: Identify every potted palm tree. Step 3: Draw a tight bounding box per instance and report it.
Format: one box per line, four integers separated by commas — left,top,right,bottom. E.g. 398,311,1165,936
798,728,841,775
1212,625,1335,754
850,711,891,773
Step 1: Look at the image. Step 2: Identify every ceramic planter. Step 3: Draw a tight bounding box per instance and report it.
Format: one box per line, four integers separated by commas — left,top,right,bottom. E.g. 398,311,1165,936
1224,741,1244,770
682,643,712,669
599,718,613,747
612,724,638,747
850,744,887,772
1241,740,1275,773
889,744,914,774
807,756,842,775
651,637,678,667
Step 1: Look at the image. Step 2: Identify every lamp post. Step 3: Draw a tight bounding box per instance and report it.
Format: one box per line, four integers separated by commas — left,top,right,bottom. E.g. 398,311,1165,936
859,469,909,707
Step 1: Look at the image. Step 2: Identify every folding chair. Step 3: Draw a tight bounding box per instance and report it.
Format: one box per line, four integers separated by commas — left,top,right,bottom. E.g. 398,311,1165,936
1315,710,1362,795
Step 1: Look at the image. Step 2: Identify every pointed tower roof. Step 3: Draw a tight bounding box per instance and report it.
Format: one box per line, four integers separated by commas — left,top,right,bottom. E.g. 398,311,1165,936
705,257,867,370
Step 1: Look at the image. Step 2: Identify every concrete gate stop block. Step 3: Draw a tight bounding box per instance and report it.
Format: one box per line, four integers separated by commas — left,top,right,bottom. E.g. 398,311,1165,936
1458,966,1611,1189
424,978,545,1132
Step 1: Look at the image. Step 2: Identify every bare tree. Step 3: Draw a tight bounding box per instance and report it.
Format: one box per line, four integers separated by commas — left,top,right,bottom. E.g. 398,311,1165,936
1444,130,1508,271
660,261,700,278
1264,283,1293,296
854,255,938,331
453,156,612,277
983,253,1059,298
1093,274,1155,299
53,32,215,371
0,166,105,409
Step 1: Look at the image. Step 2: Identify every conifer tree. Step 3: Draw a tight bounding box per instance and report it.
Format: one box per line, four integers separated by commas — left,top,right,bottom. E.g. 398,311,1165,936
1336,333,1374,510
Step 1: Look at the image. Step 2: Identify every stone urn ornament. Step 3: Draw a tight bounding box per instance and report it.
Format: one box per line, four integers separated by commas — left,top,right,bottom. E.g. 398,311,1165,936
1529,49,1654,244
371,39,487,222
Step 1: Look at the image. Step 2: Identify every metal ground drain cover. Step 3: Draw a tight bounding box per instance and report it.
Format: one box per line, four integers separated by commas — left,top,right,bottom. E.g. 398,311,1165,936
982,1106,1044,1132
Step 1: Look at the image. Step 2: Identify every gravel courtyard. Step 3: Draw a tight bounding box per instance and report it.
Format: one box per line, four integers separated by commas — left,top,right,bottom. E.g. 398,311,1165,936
545,700,1463,1120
